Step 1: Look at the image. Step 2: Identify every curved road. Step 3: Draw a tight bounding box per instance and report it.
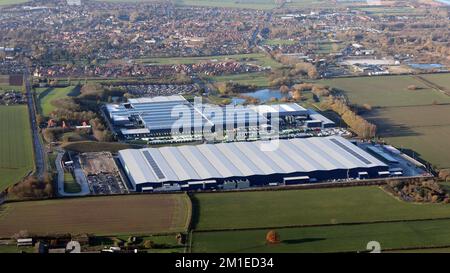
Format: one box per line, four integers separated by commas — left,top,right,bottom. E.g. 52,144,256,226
24,69,45,179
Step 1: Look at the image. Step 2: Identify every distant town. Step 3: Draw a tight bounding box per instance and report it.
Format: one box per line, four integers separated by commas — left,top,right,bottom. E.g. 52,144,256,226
0,0,450,255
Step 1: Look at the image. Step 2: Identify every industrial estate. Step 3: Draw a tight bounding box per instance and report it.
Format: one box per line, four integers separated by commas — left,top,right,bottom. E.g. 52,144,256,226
0,0,450,255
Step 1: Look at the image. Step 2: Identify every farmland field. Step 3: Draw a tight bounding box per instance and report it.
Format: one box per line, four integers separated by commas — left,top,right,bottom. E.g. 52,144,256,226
318,75,450,107
192,219,450,253
0,106,34,191
364,104,450,168
319,74,450,168
0,193,192,237
36,86,80,116
420,73,450,91
192,186,450,231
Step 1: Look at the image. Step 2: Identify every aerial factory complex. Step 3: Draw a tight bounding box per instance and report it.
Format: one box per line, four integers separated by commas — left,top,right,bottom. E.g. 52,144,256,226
1,0,450,255
118,136,389,192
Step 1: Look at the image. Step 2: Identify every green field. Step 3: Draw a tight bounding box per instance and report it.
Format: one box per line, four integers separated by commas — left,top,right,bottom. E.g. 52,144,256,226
319,75,450,108
192,219,450,253
363,102,450,168
0,0,28,6
208,72,269,87
64,172,81,193
36,86,79,116
192,186,450,231
0,106,34,191
420,73,450,90
319,74,450,168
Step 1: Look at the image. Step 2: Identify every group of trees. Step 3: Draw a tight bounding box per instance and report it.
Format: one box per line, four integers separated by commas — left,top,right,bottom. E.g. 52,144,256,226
7,173,53,200
39,82,114,144
384,180,449,203
322,96,377,139
216,82,257,95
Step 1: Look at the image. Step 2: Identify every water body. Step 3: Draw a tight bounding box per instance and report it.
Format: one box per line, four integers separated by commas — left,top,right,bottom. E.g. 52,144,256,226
231,89,290,104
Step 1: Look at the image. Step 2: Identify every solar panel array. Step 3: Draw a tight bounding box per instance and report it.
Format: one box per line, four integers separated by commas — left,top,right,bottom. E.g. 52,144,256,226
329,138,372,165
142,150,166,179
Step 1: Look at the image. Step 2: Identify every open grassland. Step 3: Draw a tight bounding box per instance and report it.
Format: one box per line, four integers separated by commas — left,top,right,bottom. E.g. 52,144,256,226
420,73,450,91
0,85,22,93
0,193,192,238
63,172,81,193
36,86,80,116
192,219,450,253
365,104,450,168
354,6,425,16
327,74,450,168
0,0,28,6
318,75,450,107
192,186,450,231
208,72,269,87
0,106,34,191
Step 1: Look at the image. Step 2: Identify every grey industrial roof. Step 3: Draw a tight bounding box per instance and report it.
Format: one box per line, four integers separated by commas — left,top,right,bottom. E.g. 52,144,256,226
307,109,335,125
253,103,307,115
119,136,387,185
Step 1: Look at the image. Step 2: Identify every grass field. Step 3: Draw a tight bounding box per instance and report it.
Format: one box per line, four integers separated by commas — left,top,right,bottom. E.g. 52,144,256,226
364,103,450,168
208,72,269,87
0,0,28,6
420,73,450,90
0,106,34,191
64,172,81,193
192,219,450,253
36,86,80,116
0,193,192,238
318,75,450,108
318,74,450,168
192,186,450,231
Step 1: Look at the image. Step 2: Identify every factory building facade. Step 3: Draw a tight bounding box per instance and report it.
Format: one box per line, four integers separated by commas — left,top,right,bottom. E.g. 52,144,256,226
118,136,388,192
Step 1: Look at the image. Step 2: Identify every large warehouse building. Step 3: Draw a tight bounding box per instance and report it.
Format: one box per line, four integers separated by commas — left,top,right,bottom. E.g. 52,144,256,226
118,136,388,192
106,95,335,140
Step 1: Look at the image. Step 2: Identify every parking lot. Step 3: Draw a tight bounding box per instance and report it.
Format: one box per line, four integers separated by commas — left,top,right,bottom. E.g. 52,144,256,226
125,84,198,97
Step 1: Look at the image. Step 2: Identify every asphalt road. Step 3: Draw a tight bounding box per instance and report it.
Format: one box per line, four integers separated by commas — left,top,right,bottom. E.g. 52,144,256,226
24,69,45,179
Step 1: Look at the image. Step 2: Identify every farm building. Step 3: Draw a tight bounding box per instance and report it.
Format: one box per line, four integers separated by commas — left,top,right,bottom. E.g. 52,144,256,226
118,136,389,192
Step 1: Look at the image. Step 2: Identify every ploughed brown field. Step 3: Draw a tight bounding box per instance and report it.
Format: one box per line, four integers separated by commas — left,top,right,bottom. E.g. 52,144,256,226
0,194,192,237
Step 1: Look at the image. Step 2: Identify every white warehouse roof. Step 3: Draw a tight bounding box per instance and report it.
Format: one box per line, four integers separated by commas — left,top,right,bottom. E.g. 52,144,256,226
119,136,387,185
253,103,307,116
